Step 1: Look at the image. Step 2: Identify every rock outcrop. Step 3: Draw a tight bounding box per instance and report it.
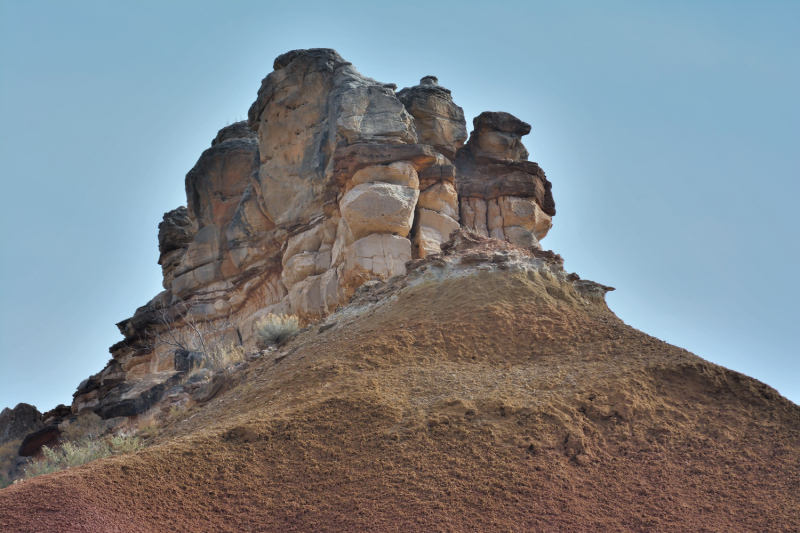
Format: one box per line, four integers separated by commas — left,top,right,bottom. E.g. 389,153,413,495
456,112,555,249
0,404,42,445
71,48,556,421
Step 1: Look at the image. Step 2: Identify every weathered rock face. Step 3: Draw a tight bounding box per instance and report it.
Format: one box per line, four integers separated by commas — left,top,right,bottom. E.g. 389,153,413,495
397,76,468,160
0,404,43,445
455,111,555,249
157,207,194,290
73,48,556,420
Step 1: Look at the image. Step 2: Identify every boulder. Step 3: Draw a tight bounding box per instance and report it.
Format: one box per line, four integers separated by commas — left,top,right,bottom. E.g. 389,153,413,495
0,404,43,445
337,85,417,145
332,143,439,187
397,76,468,160
460,197,489,237
282,225,324,267
18,425,60,457
417,209,460,243
340,183,419,240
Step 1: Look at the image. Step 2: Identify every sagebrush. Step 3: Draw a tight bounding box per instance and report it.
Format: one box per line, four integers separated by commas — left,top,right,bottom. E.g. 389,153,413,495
23,435,143,480
255,314,299,347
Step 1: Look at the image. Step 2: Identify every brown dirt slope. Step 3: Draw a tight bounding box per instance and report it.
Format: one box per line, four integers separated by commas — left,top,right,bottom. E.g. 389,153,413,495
2,254,799,532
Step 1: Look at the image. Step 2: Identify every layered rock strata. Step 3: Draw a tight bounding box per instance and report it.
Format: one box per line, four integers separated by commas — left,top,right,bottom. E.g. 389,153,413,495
456,112,555,249
72,48,557,420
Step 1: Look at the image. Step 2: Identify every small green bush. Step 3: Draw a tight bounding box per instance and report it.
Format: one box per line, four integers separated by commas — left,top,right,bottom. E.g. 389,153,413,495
255,314,299,347
23,435,143,481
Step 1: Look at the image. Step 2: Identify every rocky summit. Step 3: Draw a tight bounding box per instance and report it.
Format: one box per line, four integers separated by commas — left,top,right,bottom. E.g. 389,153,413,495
70,48,556,422
1,49,798,532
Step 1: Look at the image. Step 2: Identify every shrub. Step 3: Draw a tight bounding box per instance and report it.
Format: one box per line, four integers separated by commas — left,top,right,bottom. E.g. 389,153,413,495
255,314,299,347
23,435,143,481
61,413,115,443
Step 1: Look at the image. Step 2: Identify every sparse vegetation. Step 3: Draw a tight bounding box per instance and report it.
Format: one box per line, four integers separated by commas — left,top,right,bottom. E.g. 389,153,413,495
61,412,117,443
255,314,299,347
0,440,22,489
144,302,245,372
203,342,245,372
23,435,143,481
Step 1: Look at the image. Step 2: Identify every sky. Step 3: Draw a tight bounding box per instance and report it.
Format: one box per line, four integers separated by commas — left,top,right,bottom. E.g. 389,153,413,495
0,0,798,411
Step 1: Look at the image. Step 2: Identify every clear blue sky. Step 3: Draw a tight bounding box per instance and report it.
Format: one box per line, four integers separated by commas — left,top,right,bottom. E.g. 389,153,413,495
1,1,798,411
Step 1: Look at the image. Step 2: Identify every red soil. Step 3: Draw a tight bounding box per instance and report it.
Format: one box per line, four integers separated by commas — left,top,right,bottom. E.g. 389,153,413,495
2,264,798,532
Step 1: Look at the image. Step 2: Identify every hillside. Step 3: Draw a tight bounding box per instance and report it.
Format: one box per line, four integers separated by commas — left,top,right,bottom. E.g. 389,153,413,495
2,235,798,532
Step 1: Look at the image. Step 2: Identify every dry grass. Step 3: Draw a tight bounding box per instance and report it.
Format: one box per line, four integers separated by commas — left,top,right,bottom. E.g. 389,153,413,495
202,343,245,372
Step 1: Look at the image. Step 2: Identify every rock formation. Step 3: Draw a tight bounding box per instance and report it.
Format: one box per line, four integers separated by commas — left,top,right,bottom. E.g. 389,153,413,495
4,48,799,533
455,112,555,249
71,48,555,421
0,405,42,446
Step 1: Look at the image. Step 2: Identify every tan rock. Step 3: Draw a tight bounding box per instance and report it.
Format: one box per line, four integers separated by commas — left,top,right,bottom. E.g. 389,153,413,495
315,251,331,273
348,161,419,192
487,199,503,231
340,183,418,240
396,76,468,160
288,275,324,318
180,225,223,274
466,111,531,163
343,234,411,284
498,196,552,240
417,182,459,220
186,123,258,229
319,268,340,314
487,199,505,240
283,225,323,267
157,207,194,290
336,86,417,146
503,226,542,250
417,226,446,258
330,217,354,269
249,50,417,228
281,253,318,290
321,216,339,246
418,209,460,244
460,197,488,237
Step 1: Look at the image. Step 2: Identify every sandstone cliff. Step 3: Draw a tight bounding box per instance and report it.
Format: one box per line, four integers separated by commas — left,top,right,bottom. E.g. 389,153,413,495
72,48,555,421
